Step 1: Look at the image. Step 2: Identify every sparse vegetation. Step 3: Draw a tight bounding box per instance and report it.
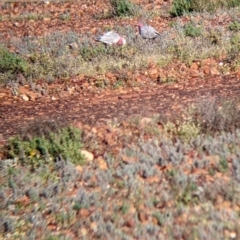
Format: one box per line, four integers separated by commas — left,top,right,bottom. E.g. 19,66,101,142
170,0,240,17
1,99,240,239
1,17,238,85
192,98,240,134
0,4,239,86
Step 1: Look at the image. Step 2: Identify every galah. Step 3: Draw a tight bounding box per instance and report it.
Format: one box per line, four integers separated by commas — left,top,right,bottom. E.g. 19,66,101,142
137,22,161,39
97,31,126,46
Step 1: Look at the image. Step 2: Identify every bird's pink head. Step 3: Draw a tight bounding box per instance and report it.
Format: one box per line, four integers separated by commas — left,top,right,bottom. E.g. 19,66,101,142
137,22,143,32
117,36,126,46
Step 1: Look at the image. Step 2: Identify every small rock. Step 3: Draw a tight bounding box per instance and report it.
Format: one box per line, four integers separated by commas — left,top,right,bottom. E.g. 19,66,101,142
138,211,148,222
8,204,15,211
13,22,19,27
78,9,84,16
210,67,220,75
90,222,98,232
90,27,97,34
140,117,152,127
79,208,90,217
201,58,216,66
189,69,200,77
148,68,159,79
152,216,158,225
124,218,135,228
73,122,83,130
79,228,88,236
15,195,30,205
27,91,37,101
67,87,75,94
90,127,97,134
21,94,29,101
146,176,161,184
126,71,132,78
121,155,137,164
205,155,220,167
215,195,224,205
128,205,136,214
96,156,108,170
136,74,144,82
18,86,28,95
75,165,83,173
0,93,7,98
104,133,116,146
190,62,199,69
80,150,94,162
202,66,210,74
230,232,237,239
47,224,57,231
105,72,115,80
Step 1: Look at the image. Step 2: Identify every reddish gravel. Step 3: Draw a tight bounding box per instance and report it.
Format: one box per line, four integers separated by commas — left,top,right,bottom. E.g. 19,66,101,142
1,73,240,141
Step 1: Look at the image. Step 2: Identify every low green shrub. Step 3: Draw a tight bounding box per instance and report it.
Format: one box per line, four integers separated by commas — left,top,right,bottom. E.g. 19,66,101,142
229,21,240,31
228,0,240,8
169,0,193,17
184,22,202,37
79,44,106,61
5,126,85,168
230,34,240,54
109,0,136,17
164,118,200,142
0,45,28,74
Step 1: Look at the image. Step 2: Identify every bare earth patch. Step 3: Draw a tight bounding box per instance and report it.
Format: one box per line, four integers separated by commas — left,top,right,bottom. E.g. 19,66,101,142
1,72,240,142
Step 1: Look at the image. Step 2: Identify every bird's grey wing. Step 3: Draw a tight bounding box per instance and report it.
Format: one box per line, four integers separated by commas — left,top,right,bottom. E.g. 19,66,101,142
151,26,161,36
141,26,160,38
147,26,161,37
139,27,148,39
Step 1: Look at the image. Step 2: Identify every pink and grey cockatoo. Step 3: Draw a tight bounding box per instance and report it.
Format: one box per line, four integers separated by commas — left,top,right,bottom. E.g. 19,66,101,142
97,31,126,46
137,22,161,39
